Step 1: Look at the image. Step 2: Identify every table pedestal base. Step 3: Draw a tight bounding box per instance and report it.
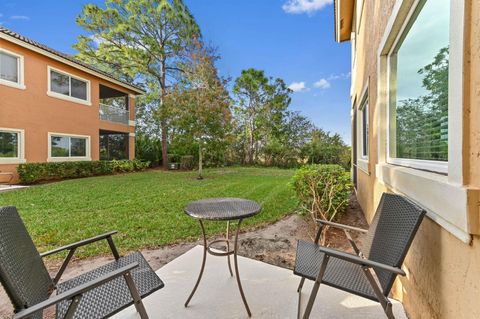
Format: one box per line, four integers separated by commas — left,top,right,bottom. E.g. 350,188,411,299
184,219,252,317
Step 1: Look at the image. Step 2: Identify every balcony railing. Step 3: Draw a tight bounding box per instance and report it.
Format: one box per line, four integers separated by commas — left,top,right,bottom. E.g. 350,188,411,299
99,103,130,125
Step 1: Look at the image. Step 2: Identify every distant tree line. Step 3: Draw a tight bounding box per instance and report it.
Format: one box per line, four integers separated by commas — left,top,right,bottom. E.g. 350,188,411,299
74,0,351,171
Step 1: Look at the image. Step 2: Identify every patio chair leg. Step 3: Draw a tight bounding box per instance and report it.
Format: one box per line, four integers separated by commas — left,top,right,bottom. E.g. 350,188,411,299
361,267,396,319
297,284,303,319
302,255,329,319
124,271,149,319
226,221,233,277
297,278,306,319
297,278,305,293
64,294,82,319
384,300,395,319
185,220,208,307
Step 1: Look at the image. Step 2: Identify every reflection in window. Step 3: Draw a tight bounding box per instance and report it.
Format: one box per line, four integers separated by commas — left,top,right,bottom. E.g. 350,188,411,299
71,138,87,157
0,51,19,83
51,71,70,96
51,135,88,158
71,78,87,100
51,136,70,157
50,69,88,101
100,132,128,160
0,131,18,158
389,0,449,162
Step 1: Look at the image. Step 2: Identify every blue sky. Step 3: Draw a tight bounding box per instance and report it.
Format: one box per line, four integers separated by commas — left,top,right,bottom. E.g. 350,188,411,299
0,0,352,144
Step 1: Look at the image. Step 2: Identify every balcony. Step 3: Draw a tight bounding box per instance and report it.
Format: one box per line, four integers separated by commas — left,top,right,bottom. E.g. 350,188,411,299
99,84,130,125
99,103,130,125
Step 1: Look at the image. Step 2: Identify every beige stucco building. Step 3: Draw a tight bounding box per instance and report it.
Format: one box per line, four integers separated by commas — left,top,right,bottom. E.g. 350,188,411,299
334,0,480,318
0,27,143,182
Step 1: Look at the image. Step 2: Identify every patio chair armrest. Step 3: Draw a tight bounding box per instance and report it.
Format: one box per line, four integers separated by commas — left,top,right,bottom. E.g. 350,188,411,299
40,231,118,257
317,245,406,276
316,219,368,233
12,262,139,319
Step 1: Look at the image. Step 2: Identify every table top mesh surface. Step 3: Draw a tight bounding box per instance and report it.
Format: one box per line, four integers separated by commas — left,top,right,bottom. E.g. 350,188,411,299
184,198,261,220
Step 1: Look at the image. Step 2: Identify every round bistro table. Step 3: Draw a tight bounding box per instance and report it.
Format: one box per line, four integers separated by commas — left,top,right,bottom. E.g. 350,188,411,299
184,197,261,317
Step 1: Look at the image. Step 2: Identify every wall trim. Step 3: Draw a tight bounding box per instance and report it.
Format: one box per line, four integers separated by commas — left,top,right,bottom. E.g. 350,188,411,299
47,66,92,106
357,158,369,174
47,132,91,162
376,163,471,243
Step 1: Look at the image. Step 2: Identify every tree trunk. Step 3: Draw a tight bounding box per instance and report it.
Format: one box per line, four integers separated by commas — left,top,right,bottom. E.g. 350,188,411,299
198,140,203,180
247,125,254,165
161,120,168,170
160,59,168,170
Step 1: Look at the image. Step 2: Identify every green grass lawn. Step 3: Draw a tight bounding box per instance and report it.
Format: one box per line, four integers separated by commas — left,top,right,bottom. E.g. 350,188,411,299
0,167,297,258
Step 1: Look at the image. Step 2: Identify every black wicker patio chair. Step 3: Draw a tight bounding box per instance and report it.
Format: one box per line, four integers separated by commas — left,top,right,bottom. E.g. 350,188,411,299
294,193,426,319
0,206,164,319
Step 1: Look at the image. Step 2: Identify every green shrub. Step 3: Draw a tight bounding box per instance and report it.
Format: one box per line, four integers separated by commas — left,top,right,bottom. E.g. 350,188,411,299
135,134,162,166
17,159,150,184
291,164,351,222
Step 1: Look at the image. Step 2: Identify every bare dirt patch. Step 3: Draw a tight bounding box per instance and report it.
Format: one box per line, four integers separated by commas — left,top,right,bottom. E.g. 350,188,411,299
237,193,368,269
0,194,367,318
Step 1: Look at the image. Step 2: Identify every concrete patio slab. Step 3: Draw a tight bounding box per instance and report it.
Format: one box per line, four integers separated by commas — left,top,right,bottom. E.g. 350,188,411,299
113,245,407,319
0,185,28,193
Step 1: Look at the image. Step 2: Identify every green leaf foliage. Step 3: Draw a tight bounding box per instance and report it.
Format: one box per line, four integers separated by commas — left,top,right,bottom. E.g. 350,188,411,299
291,164,351,222
74,0,201,168
17,160,150,184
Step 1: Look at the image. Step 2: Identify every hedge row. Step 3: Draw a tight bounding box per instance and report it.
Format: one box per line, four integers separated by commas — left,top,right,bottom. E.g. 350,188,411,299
17,159,150,184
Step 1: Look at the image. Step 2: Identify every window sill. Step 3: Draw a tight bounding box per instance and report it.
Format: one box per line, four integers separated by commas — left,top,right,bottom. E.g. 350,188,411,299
0,80,26,90
376,163,474,243
357,158,369,174
47,157,91,162
47,91,91,106
0,158,26,164
387,157,448,174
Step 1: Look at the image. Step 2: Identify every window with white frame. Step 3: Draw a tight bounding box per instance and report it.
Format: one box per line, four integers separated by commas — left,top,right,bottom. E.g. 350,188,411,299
49,134,90,160
0,128,25,163
48,67,90,104
387,0,449,172
359,92,369,159
0,49,24,88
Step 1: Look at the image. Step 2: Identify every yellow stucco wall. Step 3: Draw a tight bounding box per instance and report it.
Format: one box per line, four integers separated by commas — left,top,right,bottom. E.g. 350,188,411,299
350,1,480,318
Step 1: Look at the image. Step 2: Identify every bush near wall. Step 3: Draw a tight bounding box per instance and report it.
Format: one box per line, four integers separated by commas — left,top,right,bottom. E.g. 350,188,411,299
291,164,351,222
17,159,150,184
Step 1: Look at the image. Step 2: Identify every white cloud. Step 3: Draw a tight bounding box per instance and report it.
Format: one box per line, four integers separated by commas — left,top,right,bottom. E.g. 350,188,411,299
328,72,351,80
10,15,30,20
313,78,331,89
282,0,333,14
288,81,307,92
